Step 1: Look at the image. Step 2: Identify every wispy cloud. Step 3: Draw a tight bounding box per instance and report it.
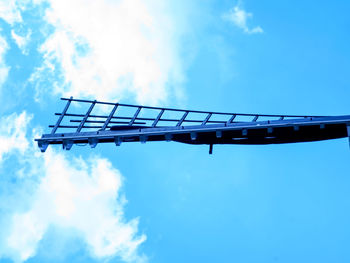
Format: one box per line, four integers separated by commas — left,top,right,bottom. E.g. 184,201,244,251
0,112,31,162
0,114,146,262
222,3,263,34
0,35,9,88
11,29,31,54
0,1,189,261
26,0,185,105
0,0,23,25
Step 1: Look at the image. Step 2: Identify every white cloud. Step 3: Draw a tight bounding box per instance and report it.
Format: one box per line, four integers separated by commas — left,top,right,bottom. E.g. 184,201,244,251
0,114,146,263
0,1,188,261
0,35,9,88
223,4,263,34
0,112,31,162
29,0,185,105
0,0,23,25
11,29,31,54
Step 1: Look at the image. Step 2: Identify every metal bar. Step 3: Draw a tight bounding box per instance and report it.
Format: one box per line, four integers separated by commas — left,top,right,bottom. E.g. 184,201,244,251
152,109,165,127
347,124,350,148
38,141,49,152
114,137,122,146
140,135,148,144
176,111,189,127
61,113,319,123
61,97,327,118
279,116,284,120
129,107,142,125
51,96,73,134
190,132,197,140
252,116,259,122
44,115,350,137
56,110,326,121
37,116,350,148
76,101,96,132
202,113,212,125
226,114,236,125
165,133,172,142
57,113,139,120
53,113,327,131
60,113,229,124
177,119,226,124
49,125,105,129
101,104,118,131
70,120,146,125
88,138,98,148
61,97,116,106
63,140,74,150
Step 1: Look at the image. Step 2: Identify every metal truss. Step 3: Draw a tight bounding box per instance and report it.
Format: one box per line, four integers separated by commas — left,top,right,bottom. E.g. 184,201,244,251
36,97,350,154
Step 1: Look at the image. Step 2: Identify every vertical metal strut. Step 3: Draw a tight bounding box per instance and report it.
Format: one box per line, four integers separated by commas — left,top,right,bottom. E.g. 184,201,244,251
129,107,142,126
37,97,342,154
101,103,118,131
152,109,165,127
347,124,350,148
51,96,73,134
226,114,236,125
177,111,189,127
76,100,96,132
202,113,212,125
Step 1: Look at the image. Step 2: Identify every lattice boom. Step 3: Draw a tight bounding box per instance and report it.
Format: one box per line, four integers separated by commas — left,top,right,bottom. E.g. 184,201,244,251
35,97,350,154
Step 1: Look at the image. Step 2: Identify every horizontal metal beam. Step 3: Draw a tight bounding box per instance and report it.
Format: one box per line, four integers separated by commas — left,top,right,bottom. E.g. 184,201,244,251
61,97,327,118
37,115,350,146
51,96,72,134
58,113,233,125
101,104,118,131
36,97,348,153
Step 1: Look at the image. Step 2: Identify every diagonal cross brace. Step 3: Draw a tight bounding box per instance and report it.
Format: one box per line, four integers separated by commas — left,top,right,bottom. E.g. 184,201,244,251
76,101,96,133
347,124,350,148
101,104,118,130
129,107,142,126
152,109,165,127
51,96,73,134
176,111,188,127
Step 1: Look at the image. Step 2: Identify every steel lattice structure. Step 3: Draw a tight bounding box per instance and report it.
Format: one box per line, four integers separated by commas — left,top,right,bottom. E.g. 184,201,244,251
36,97,350,154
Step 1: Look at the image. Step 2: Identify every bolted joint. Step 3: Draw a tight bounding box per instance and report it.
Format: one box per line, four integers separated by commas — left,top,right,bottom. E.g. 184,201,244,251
209,144,213,155
38,140,49,153
63,140,74,151
165,133,173,142
88,138,99,148
140,135,148,144
190,132,197,140
114,137,122,146
347,124,350,148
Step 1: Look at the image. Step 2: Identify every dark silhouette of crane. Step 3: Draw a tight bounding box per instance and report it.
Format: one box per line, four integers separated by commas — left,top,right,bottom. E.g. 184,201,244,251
36,97,350,154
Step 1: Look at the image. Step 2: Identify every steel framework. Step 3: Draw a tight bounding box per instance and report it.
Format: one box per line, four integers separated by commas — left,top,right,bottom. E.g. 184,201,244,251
36,97,350,154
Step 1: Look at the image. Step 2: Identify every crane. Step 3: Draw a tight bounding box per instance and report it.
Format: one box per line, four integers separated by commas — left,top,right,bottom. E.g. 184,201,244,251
35,97,350,154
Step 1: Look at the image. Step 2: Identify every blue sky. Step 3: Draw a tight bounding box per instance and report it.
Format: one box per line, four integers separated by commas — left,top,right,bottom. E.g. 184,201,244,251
0,0,350,262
